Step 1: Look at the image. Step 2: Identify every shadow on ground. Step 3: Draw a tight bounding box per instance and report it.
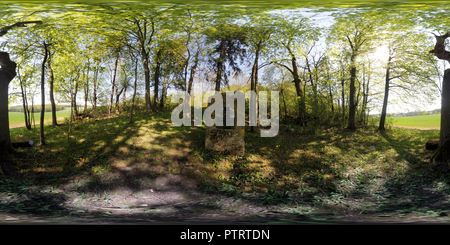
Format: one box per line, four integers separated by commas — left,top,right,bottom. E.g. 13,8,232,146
2,111,450,223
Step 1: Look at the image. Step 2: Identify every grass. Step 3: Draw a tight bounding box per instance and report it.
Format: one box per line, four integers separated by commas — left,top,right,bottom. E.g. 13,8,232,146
390,114,440,128
371,114,440,129
3,109,450,221
9,108,72,128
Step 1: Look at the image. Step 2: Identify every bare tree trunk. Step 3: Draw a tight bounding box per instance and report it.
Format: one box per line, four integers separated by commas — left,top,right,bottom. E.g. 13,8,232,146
187,49,199,95
0,21,41,158
84,63,90,114
115,86,125,114
142,49,152,113
153,48,162,112
93,64,98,112
31,96,35,128
428,32,450,162
73,78,79,119
18,69,31,130
347,52,357,130
433,69,450,162
379,55,392,131
215,40,226,92
250,42,261,132
129,57,138,123
287,49,305,126
0,52,16,154
160,72,168,110
39,42,49,146
109,54,119,116
341,78,345,125
48,51,58,126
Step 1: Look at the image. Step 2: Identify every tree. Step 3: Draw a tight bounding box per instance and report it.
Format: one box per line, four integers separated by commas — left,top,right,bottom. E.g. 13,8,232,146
39,41,50,146
0,20,41,155
205,24,248,92
378,33,438,131
268,13,320,125
246,19,273,132
47,48,58,126
331,11,381,130
429,32,450,162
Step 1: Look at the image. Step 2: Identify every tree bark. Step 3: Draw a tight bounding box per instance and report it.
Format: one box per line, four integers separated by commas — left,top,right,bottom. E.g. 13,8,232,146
136,20,155,114
115,85,125,114
214,40,226,92
39,42,49,146
73,78,79,119
129,57,138,123
429,32,450,162
347,52,357,130
433,69,450,162
379,55,392,131
18,69,31,130
93,63,98,112
341,78,345,125
48,51,57,126
250,42,261,132
142,49,152,113
109,53,119,116
0,20,41,157
0,52,16,154
84,62,90,114
160,72,168,110
153,48,162,112
187,49,199,95
287,49,306,126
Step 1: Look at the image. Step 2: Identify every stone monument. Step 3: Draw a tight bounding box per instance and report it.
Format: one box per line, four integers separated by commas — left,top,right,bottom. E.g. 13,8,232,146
205,92,245,156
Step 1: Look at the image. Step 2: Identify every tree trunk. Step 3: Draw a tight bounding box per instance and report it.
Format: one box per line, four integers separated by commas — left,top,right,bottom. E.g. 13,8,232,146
433,69,450,162
281,84,287,124
48,51,57,126
288,51,305,126
115,86,125,114
0,52,16,154
136,20,155,114
129,58,138,123
215,40,226,92
84,64,90,114
160,73,168,110
153,48,162,112
39,42,49,146
379,56,392,131
187,50,199,95
0,21,41,158
19,71,31,130
109,54,119,116
347,53,357,130
93,64,98,112
73,79,79,118
250,42,261,132
429,32,450,162
31,96,35,128
341,78,345,125
142,49,152,113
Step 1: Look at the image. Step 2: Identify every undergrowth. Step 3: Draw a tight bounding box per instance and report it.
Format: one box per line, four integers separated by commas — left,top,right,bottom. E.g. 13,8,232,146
5,110,450,210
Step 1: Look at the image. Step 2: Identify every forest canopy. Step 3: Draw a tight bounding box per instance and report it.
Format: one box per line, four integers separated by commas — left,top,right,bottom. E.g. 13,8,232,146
1,1,448,136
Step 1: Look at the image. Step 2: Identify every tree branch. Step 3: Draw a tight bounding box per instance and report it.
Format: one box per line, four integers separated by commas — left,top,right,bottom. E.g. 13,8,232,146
429,32,450,63
0,21,42,37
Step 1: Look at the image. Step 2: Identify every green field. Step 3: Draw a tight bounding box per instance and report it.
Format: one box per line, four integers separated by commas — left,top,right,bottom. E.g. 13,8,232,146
9,108,72,128
372,113,441,129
